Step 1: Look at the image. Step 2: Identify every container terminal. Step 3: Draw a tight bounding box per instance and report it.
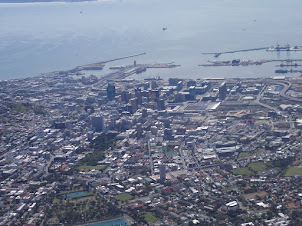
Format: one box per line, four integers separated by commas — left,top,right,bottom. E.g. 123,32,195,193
266,44,302,51
203,44,302,58
199,59,302,67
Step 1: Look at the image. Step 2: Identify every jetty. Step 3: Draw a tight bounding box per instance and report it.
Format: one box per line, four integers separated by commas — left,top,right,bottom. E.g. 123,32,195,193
102,52,146,64
203,47,268,57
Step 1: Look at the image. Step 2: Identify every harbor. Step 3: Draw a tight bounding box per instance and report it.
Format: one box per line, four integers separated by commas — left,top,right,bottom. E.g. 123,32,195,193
63,53,147,75
203,45,302,58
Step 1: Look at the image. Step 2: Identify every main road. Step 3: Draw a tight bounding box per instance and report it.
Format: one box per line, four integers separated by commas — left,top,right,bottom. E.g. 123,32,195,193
253,79,301,112
253,85,278,112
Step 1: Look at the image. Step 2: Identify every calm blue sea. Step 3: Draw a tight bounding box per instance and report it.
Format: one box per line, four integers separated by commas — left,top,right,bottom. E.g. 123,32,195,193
1,0,302,80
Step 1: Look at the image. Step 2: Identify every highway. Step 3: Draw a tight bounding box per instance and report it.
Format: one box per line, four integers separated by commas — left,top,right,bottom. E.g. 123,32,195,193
253,85,278,112
179,142,187,170
273,81,302,103
253,79,301,112
148,141,154,176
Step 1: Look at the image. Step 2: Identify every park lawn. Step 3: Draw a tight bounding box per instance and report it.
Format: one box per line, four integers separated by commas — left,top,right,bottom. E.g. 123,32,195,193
239,152,251,159
115,193,133,202
249,162,267,173
255,149,266,154
223,185,240,193
284,167,302,176
59,189,78,195
78,164,107,171
144,213,159,223
231,168,254,176
244,191,268,199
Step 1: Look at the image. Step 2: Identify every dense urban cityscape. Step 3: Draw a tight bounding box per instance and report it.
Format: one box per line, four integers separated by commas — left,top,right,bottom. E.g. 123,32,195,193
0,60,302,225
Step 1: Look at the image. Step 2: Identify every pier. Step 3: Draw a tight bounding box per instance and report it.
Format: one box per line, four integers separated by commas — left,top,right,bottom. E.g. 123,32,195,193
101,52,146,64
203,47,268,57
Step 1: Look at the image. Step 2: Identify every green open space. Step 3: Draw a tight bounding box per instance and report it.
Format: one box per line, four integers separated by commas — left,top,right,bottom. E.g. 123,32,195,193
78,164,107,171
59,190,93,200
243,191,268,199
232,158,294,177
238,152,251,159
114,193,133,202
74,133,116,172
249,162,267,172
231,168,254,176
6,101,46,115
143,213,159,223
232,162,268,176
284,167,302,176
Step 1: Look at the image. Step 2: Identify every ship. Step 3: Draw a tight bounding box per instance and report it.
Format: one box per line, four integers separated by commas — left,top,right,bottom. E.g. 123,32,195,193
135,67,147,74
275,69,288,74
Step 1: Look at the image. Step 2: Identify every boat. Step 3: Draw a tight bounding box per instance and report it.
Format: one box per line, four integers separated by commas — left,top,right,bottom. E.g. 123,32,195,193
135,67,147,74
275,69,288,74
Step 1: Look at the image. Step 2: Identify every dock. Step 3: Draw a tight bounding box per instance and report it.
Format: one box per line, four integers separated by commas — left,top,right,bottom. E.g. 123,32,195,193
144,62,180,68
275,69,302,74
267,45,302,51
199,58,302,67
199,59,270,67
107,62,180,78
277,64,302,67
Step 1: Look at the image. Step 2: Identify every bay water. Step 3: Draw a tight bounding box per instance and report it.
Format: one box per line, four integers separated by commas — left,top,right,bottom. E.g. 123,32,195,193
1,0,302,80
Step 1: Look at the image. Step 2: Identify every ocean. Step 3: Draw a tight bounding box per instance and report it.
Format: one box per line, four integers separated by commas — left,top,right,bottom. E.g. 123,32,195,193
1,0,302,80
